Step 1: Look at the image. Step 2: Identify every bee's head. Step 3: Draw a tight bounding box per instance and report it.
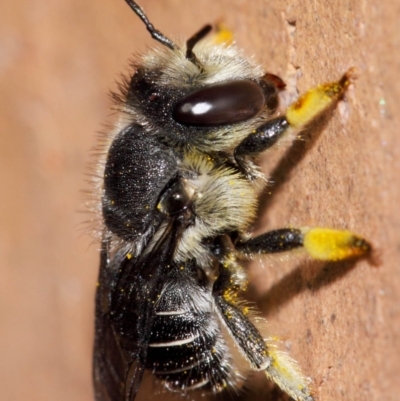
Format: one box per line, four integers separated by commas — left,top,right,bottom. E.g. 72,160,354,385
122,0,283,151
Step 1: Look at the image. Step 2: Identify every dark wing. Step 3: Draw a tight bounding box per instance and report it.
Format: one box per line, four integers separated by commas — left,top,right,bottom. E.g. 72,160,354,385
93,221,182,401
94,238,130,401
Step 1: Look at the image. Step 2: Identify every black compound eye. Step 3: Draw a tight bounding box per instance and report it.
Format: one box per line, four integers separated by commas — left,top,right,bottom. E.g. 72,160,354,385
173,80,265,126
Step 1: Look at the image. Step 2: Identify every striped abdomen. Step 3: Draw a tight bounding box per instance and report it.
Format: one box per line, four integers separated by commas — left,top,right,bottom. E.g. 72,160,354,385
146,277,234,392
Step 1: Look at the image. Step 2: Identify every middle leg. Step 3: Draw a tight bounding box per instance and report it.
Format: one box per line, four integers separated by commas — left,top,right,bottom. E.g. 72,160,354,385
235,227,371,261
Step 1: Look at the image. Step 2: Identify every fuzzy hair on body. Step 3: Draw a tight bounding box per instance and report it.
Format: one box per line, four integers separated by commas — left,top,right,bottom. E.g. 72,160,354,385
90,40,270,262
91,17,317,401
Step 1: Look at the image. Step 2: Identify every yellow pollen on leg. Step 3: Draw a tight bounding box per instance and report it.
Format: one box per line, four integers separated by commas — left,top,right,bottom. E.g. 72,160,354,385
286,68,357,129
303,228,371,261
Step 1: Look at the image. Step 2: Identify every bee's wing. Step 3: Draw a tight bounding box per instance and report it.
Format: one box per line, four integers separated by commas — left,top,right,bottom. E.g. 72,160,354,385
93,239,135,401
94,221,181,401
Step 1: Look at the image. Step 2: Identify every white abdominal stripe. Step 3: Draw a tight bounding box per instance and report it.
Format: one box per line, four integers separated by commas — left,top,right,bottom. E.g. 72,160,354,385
148,332,200,348
146,300,233,391
154,309,188,316
164,376,211,392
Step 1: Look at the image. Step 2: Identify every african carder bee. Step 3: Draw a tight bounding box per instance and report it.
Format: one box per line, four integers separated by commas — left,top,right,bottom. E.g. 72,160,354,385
91,1,371,400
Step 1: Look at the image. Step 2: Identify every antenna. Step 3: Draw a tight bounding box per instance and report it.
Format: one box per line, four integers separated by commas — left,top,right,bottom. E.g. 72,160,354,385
124,0,177,50
186,24,212,66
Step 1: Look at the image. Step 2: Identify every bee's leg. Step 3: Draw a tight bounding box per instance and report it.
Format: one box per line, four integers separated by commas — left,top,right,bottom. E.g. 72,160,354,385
211,23,234,46
235,227,371,261
212,257,314,401
234,69,356,178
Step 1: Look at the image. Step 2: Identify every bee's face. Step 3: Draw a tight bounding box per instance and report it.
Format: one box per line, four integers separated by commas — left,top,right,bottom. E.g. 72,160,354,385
119,45,281,149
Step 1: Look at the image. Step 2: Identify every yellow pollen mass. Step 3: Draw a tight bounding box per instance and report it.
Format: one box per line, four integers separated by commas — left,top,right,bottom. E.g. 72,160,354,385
286,69,356,129
212,23,234,46
303,228,371,261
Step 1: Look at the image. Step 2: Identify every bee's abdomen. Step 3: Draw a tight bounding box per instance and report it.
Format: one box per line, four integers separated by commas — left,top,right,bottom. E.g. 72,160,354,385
146,286,233,392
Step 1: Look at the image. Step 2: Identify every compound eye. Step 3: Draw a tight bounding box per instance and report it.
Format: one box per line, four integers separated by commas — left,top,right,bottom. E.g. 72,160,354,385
173,80,265,126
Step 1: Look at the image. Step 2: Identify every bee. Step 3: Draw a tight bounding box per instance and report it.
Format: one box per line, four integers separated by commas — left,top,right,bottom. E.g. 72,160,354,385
92,1,371,400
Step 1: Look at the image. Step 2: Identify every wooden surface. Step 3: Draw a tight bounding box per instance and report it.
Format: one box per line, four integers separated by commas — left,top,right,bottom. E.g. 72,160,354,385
1,1,399,400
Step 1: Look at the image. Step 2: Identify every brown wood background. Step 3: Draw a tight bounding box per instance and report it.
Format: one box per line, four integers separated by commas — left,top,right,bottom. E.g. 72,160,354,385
1,1,399,400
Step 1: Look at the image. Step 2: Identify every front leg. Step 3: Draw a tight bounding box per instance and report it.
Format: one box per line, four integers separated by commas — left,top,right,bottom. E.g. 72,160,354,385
234,69,356,178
